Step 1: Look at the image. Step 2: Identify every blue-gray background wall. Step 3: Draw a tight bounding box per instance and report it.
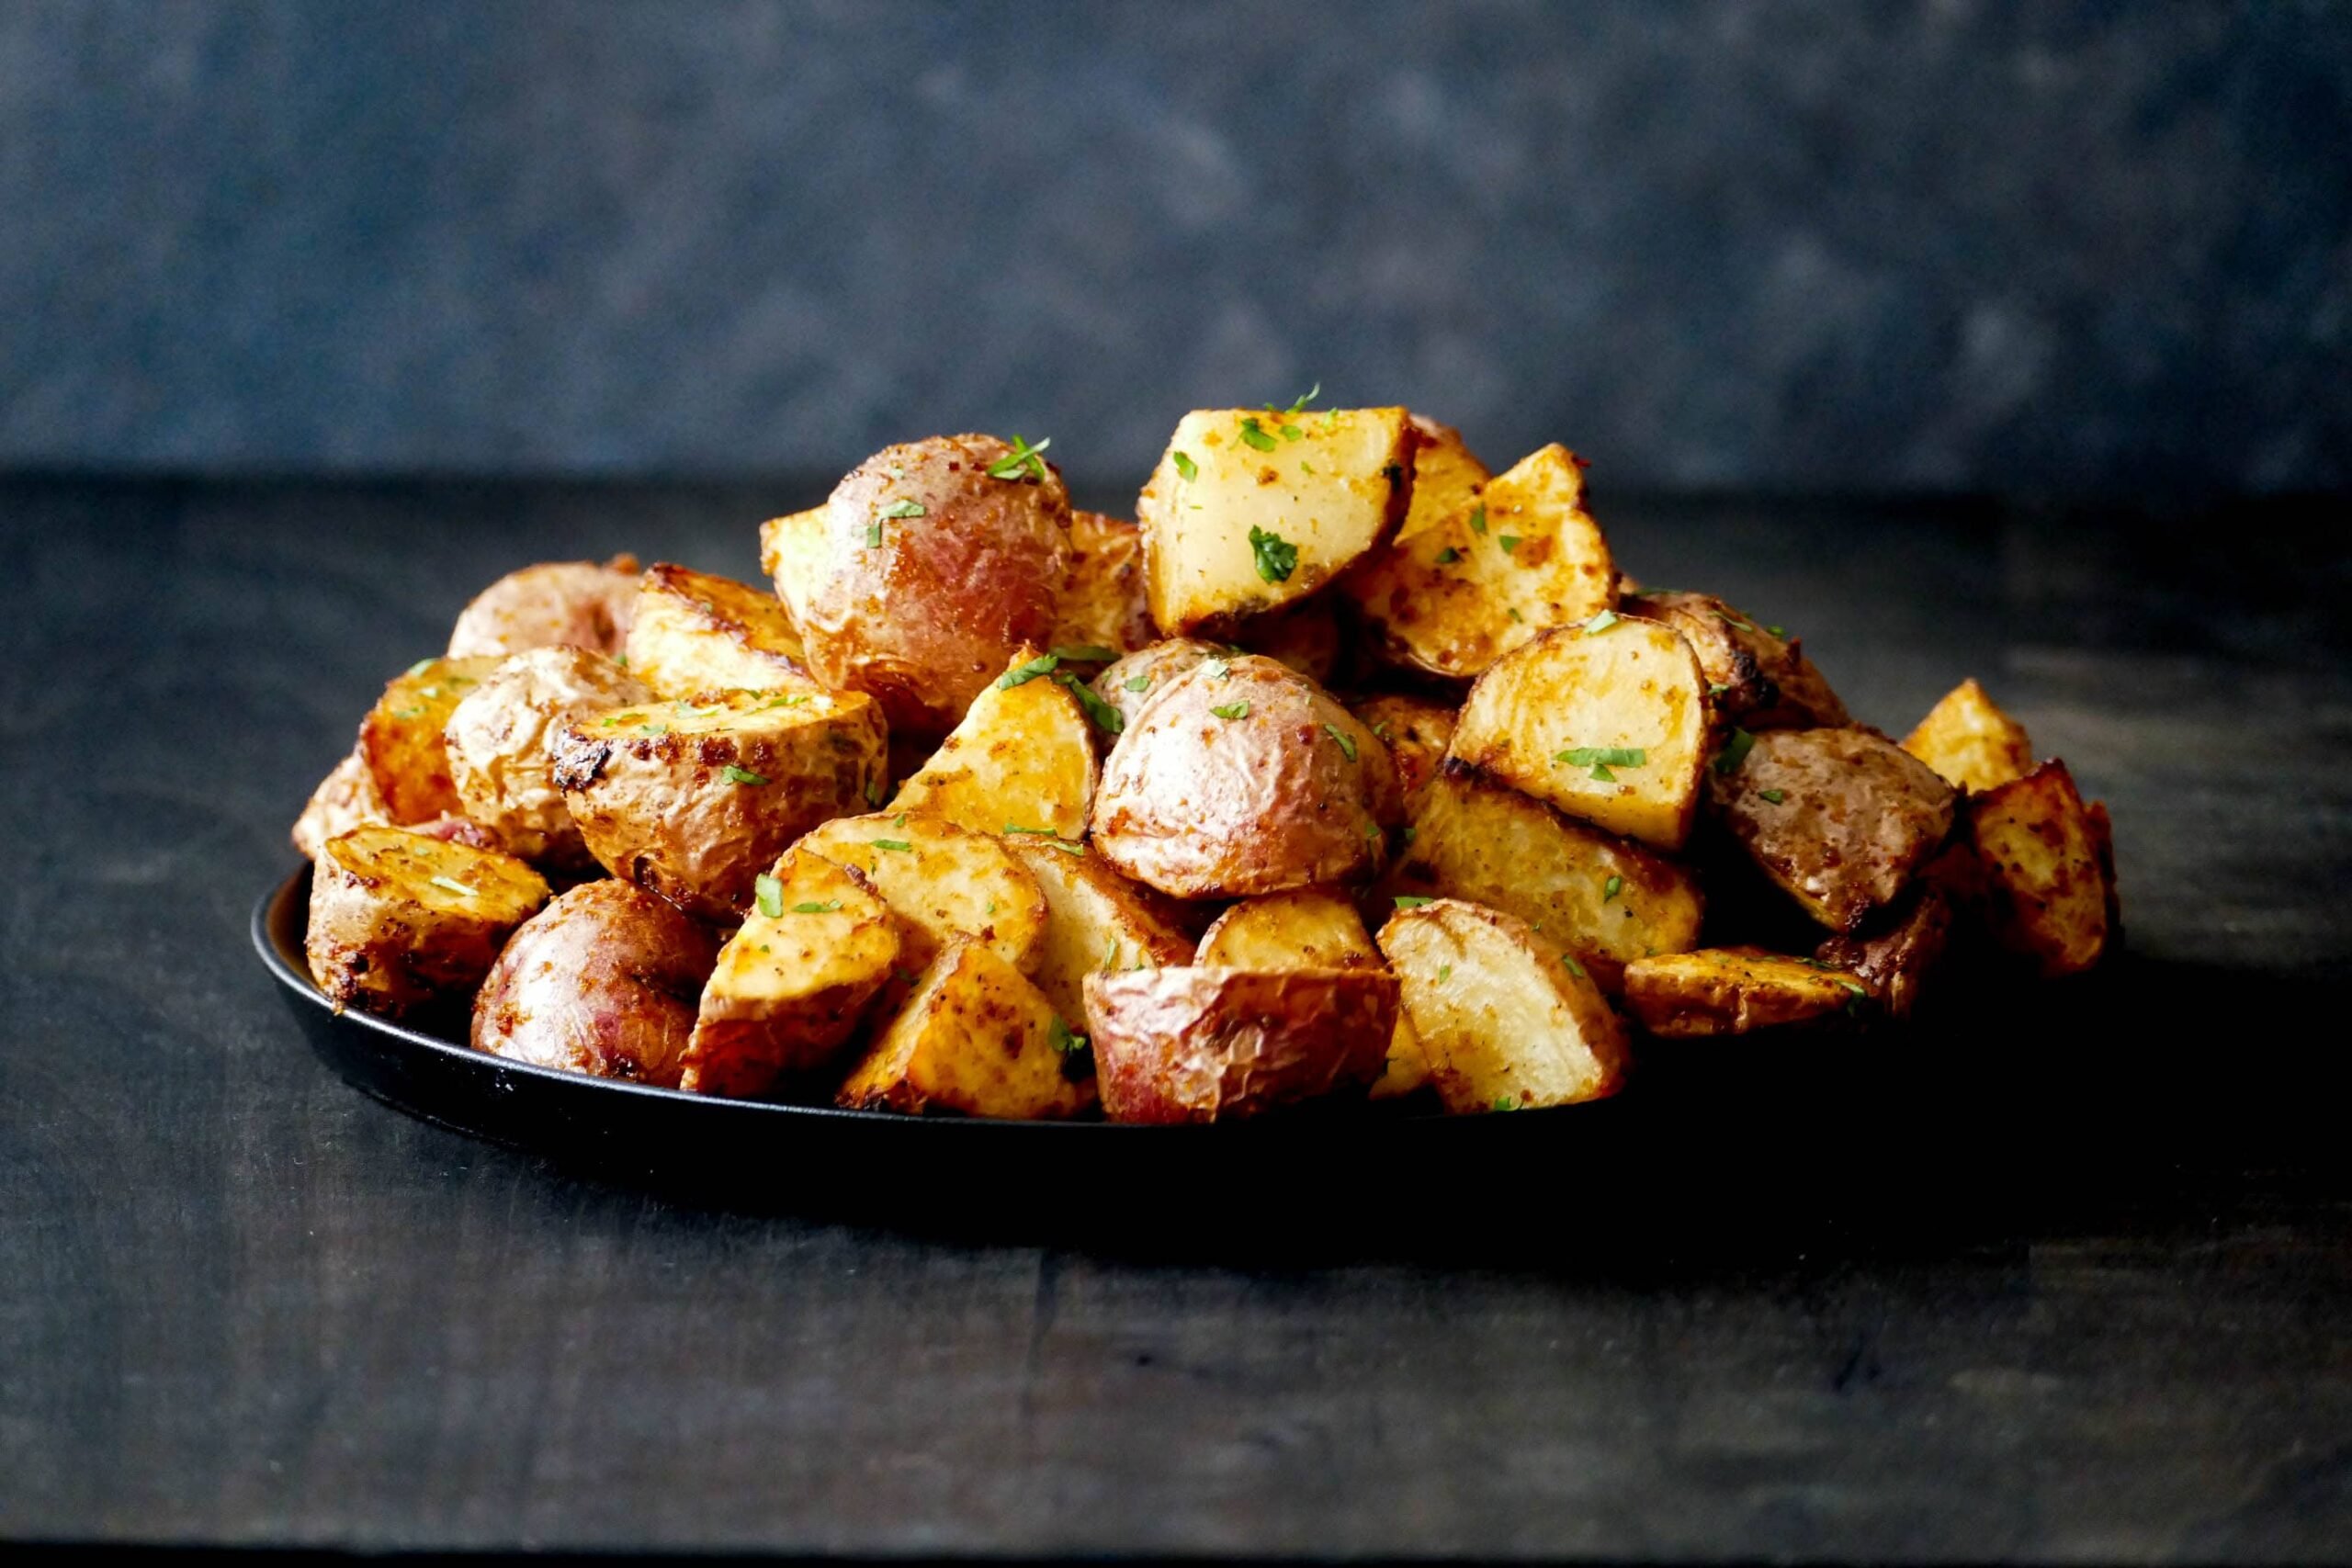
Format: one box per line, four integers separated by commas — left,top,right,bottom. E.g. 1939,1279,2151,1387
4,0,2347,495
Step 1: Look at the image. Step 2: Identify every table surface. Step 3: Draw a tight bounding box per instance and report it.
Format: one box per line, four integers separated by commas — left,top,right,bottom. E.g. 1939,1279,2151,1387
2,475,2347,1561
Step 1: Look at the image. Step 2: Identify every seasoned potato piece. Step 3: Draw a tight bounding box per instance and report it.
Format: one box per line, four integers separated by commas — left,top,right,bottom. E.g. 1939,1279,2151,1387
1084,965,1397,1123
445,647,653,868
1621,947,1868,1037
682,848,900,1098
1375,898,1626,1113
1350,694,1458,806
1344,445,1615,678
1448,616,1713,850
1047,511,1156,659
799,434,1072,738
1376,766,1703,993
291,746,390,860
837,940,1092,1119
1967,760,2112,977
358,655,504,823
472,880,718,1087
1091,638,1223,730
1194,888,1431,1100
1903,677,2034,794
1230,595,1343,684
623,563,818,700
888,648,1100,840
757,506,828,635
1815,877,1956,1020
1709,727,1957,933
306,826,550,1021
1137,406,1415,635
1001,837,1193,1027
797,811,1049,975
1091,654,1400,898
553,688,888,923
1396,413,1491,543
447,557,641,660
1623,591,1849,729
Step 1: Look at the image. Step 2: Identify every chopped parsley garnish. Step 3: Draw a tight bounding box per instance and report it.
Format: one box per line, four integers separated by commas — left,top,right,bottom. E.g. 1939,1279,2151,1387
1719,612,1758,633
893,810,909,826
1714,728,1758,773
865,520,883,548
1590,763,1616,782
1399,825,1416,845
1492,1095,1521,1112
1434,547,1461,565
1392,895,1434,909
390,705,424,720
1507,608,1523,623
864,776,885,807
1585,610,1621,637
1237,416,1279,453
1324,723,1357,761
1468,504,1487,535
1498,535,1522,554
996,652,1061,690
1123,675,1152,693
1057,672,1125,736
722,764,768,786
1603,874,1623,902
1556,746,1647,768
1249,525,1299,583
1839,979,1868,997
1279,422,1304,442
986,433,1052,482
791,899,842,915
1210,700,1250,720
1172,450,1198,481
1048,1017,1093,1082
1369,719,1392,741
878,498,927,521
427,874,478,898
888,463,906,479
1438,964,1452,982
1563,953,1587,978
753,874,785,919
1201,656,1231,681
405,658,435,677
1758,788,1787,804
637,723,668,737
1707,682,1730,697
1003,824,1084,852
1766,625,1788,638
1049,645,1118,664
871,839,912,852
766,694,810,707
1282,381,1321,415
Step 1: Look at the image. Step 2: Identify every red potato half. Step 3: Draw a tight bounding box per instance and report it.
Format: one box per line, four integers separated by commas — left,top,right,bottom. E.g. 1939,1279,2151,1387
447,557,642,660
1083,964,1398,1123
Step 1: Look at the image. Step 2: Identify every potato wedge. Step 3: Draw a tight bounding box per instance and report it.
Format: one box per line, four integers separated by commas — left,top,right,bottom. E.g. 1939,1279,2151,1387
1230,595,1343,684
837,939,1092,1119
447,557,641,660
472,879,718,1087
757,507,828,636
682,848,901,1097
359,655,505,823
1902,677,2034,794
624,563,819,700
1047,510,1156,659
1344,444,1615,678
553,688,888,922
291,746,390,860
797,811,1049,976
1708,727,1957,933
1447,616,1713,850
306,825,550,1021
799,434,1072,738
888,648,1100,840
1001,837,1194,1028
1137,406,1415,635
1091,654,1400,898
1350,694,1458,807
1376,766,1703,993
1814,876,1957,1020
1375,898,1627,1113
1623,591,1849,729
1090,638,1224,731
1084,965,1397,1123
1194,888,1431,1100
1396,413,1490,544
445,646,653,868
1621,947,1868,1037
1967,760,2113,976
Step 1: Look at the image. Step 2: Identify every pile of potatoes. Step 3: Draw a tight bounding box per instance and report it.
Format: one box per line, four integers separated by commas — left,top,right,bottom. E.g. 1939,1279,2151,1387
293,409,2117,1122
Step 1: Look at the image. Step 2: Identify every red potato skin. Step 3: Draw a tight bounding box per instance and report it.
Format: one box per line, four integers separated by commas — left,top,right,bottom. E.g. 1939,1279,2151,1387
447,557,642,660
471,881,718,1088
1083,967,1397,1123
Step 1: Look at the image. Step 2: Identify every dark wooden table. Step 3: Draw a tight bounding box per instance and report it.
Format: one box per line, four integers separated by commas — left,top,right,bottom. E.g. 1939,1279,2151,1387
3,475,2346,1561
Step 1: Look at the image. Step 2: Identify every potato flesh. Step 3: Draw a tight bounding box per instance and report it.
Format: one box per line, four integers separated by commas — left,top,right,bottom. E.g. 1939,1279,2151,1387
306,825,550,1020
1968,761,2111,976
1000,837,1193,1029
888,649,1100,840
758,508,829,635
1138,407,1414,635
1375,899,1627,1113
292,747,390,860
1345,444,1616,678
1448,617,1712,850
684,849,900,1097
1047,511,1155,658
1622,948,1865,1037
1377,767,1703,994
1350,694,1458,807
444,646,652,867
797,811,1049,976
1623,592,1849,730
1903,677,2034,794
447,558,639,660
837,940,1091,1119
359,655,504,824
1083,965,1397,1123
1194,888,1432,1100
1396,414,1491,544
624,563,817,700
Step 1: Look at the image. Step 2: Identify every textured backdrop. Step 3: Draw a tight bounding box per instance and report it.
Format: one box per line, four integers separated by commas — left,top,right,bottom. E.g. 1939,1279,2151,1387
3,0,2346,493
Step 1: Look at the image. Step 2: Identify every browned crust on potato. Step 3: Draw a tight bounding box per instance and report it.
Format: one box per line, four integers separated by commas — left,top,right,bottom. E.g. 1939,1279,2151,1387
444,647,653,868
1621,946,1868,1037
306,827,550,1021
1623,592,1850,730
1348,694,1458,806
359,656,505,824
1083,965,1397,1123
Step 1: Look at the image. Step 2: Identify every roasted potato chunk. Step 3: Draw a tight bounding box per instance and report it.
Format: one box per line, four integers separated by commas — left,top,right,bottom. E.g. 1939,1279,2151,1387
553,688,888,922
1967,760,2113,976
1448,616,1713,850
1709,727,1957,933
472,880,718,1087
1350,694,1458,807
446,557,641,660
1047,510,1156,659
1084,965,1398,1123
1194,888,1432,1100
1623,591,1849,730
1091,654,1400,898
1375,898,1627,1113
623,563,818,700
1903,677,2034,794
1376,766,1703,993
888,649,1100,840
1001,837,1194,1028
1137,406,1415,635
682,848,901,1098
444,646,653,868
306,826,550,1021
1344,445,1615,678
1396,414,1491,543
797,811,1049,975
1621,947,1868,1037
1090,638,1224,731
291,746,390,860
798,434,1072,738
837,939,1092,1119
757,506,828,636
358,655,504,823
1814,876,1957,1020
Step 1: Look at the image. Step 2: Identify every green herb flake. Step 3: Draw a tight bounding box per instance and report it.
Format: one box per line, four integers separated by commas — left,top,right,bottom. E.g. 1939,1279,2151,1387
1584,609,1621,637
864,775,885,807
722,763,769,786
1590,763,1616,782
865,520,883,548
1507,608,1523,623
1057,671,1126,736
1393,895,1435,909
1603,874,1623,902
878,498,927,521
1400,825,1416,845
1563,953,1587,978
1434,547,1461,565
390,705,424,720
1707,682,1730,697
1201,657,1231,681
1468,504,1487,536
1172,450,1198,481
1758,788,1787,805
1283,380,1321,415
1049,644,1119,664
1280,423,1304,442
871,839,913,852
985,898,997,916
1839,979,1868,997
753,874,785,919
985,433,1052,483
1713,728,1758,774
1324,723,1358,761
1492,1095,1521,1112
427,874,478,898
1498,535,1522,554
1238,416,1279,453
1210,700,1250,720
1048,1017,1093,1082
1438,964,1452,982
1299,460,1315,475
1556,746,1648,768
1122,674,1152,694
637,723,668,737
996,652,1061,690
791,899,842,915
1249,525,1299,583
1766,625,1788,638
404,658,435,677
1719,612,1757,633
